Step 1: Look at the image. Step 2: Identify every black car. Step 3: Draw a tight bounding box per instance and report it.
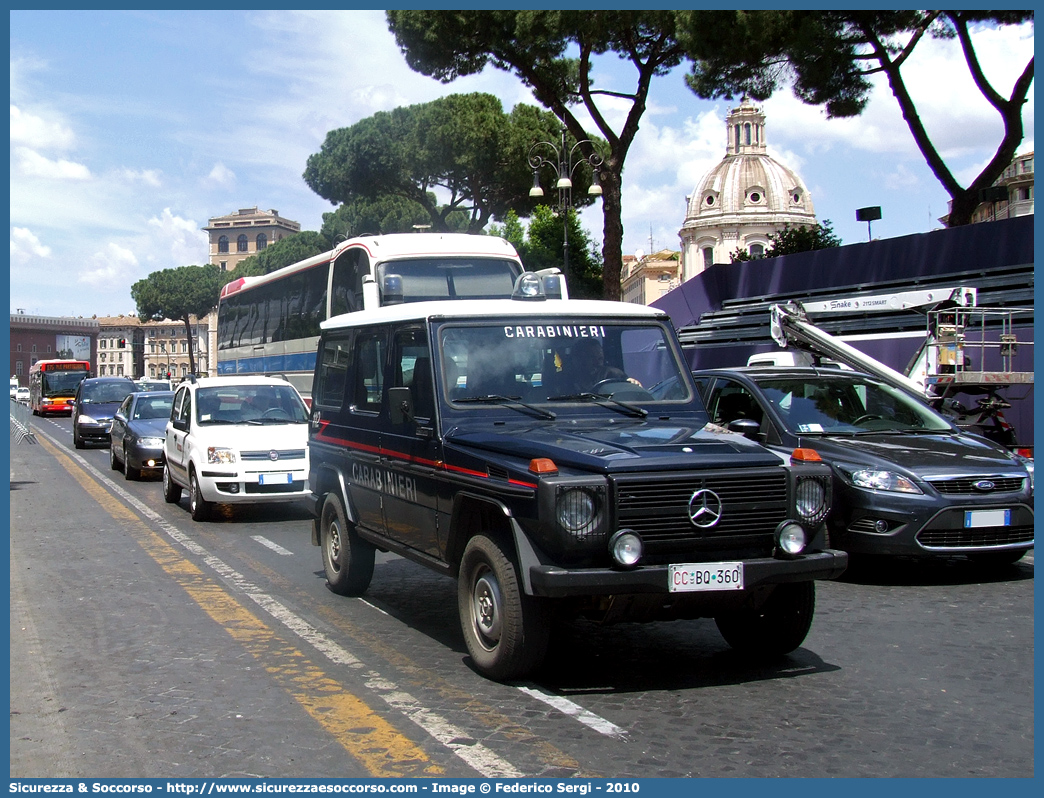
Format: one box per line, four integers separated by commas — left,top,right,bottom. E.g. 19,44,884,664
109,390,175,479
72,377,136,449
692,366,1034,566
307,290,846,681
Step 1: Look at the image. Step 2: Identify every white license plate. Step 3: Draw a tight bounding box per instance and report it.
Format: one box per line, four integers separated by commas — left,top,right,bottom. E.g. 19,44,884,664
259,472,292,485
668,562,744,592
965,509,1011,528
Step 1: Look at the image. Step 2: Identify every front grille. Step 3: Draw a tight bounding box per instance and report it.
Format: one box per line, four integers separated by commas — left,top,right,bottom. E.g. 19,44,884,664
241,449,307,462
927,476,1025,495
245,481,307,494
917,525,1034,548
613,469,788,553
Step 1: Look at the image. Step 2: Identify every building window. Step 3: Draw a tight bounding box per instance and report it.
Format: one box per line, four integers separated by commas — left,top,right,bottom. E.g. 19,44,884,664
218,235,229,253
46,345,51,353
100,339,106,348
237,234,248,252
748,191,762,203
749,243,765,257
256,233,268,250
744,123,752,145
702,247,714,270
16,344,21,352
705,195,715,206
15,361,22,376
150,366,156,378
220,261,228,271
31,344,37,353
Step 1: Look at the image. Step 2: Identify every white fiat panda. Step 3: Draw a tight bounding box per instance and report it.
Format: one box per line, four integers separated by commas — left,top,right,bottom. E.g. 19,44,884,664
163,375,310,521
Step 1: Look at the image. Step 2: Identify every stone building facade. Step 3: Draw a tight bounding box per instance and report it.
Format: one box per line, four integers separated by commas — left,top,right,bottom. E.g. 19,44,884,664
204,207,301,272
621,250,682,306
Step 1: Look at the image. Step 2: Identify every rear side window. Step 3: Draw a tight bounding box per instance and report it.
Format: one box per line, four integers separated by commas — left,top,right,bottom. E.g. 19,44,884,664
351,331,386,413
314,334,352,410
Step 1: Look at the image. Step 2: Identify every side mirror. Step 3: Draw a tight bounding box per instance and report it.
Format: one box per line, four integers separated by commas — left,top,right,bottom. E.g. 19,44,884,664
171,417,189,432
388,386,414,425
727,418,761,441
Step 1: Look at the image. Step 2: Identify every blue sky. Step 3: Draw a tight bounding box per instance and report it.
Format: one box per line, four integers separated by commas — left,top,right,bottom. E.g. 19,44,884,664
9,10,1035,318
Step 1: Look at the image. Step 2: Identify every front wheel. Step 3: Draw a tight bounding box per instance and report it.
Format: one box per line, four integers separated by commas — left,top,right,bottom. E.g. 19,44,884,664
458,535,549,681
162,463,182,503
715,581,815,658
188,468,212,521
320,493,374,595
73,427,85,449
123,444,140,481
109,443,122,471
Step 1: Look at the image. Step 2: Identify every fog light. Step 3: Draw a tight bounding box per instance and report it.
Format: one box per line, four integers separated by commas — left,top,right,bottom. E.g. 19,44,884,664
609,529,643,568
874,519,889,533
775,521,807,558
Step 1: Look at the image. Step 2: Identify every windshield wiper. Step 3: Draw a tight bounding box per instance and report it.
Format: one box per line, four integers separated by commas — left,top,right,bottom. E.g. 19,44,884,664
547,392,648,418
455,394,556,420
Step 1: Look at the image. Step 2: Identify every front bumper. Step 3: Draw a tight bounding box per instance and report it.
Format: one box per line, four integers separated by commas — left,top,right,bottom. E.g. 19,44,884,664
197,464,310,504
528,549,848,598
78,421,113,441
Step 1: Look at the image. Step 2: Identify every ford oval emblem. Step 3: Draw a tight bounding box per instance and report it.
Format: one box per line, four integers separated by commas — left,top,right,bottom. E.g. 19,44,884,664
269,450,279,461
688,489,723,528
973,479,995,492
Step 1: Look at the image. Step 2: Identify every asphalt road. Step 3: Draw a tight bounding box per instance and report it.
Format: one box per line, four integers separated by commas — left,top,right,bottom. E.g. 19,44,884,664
9,411,1035,778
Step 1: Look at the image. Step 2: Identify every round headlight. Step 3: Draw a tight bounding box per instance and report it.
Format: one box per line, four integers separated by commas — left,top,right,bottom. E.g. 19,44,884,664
776,521,807,557
557,488,597,534
609,529,643,568
795,477,829,526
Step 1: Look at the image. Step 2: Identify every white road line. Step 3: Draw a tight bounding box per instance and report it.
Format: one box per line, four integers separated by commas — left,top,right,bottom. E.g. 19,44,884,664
251,535,294,556
39,427,525,779
517,684,627,738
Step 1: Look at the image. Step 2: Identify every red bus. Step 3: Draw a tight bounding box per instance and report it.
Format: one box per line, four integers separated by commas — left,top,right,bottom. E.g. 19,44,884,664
29,359,91,415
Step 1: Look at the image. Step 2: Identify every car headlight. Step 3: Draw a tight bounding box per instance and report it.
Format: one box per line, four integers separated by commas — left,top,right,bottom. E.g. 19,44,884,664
775,521,808,558
139,437,165,448
609,529,643,568
557,488,599,536
77,414,98,425
1013,453,1034,493
794,476,830,527
207,447,236,464
850,468,923,494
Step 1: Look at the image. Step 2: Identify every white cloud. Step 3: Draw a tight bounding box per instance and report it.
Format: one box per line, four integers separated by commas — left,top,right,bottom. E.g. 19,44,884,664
10,226,52,262
9,103,75,149
79,242,140,287
119,168,162,187
146,208,209,267
14,146,91,180
205,162,236,187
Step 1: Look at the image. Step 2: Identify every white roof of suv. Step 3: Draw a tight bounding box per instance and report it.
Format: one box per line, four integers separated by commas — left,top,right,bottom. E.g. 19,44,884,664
322,298,666,331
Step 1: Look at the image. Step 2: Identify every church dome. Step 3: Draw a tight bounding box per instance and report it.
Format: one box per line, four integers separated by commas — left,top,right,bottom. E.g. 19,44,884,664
679,99,817,277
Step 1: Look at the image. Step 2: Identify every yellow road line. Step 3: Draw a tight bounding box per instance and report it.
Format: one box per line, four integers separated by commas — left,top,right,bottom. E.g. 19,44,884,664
36,434,443,777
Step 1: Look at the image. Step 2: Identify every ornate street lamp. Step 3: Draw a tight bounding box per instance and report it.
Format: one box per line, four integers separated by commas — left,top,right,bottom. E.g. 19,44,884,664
528,126,603,282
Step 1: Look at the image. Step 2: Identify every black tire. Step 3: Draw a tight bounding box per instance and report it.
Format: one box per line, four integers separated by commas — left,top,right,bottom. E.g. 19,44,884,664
715,581,816,658
73,426,85,449
123,444,140,481
188,468,212,522
320,493,375,596
968,549,1027,567
109,442,121,471
162,462,182,504
458,534,550,681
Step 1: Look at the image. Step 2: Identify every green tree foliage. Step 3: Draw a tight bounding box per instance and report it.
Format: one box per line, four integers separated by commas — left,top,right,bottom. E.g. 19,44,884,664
387,10,685,300
731,221,842,262
130,264,225,374
491,208,604,299
677,10,1034,226
304,93,582,234
319,196,443,240
227,231,331,279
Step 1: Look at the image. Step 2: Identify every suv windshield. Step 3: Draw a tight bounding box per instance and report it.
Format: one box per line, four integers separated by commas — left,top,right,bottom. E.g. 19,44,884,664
437,319,693,408
196,384,309,425
754,375,955,434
